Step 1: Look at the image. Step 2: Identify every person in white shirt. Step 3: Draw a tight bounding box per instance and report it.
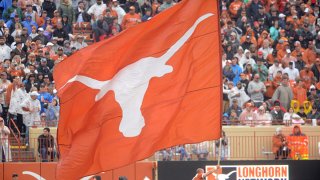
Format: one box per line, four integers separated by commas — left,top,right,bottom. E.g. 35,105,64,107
282,61,300,80
258,39,273,59
87,0,107,22
0,36,11,63
239,49,256,70
112,0,126,24
21,91,41,144
234,46,244,63
268,60,283,78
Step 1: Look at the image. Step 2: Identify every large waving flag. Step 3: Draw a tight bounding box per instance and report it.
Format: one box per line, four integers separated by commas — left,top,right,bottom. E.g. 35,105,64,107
53,0,221,179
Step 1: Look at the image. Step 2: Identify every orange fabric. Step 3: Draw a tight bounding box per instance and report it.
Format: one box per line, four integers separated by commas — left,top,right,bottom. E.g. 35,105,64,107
291,48,305,57
264,80,275,98
302,48,317,65
266,53,276,64
272,134,286,154
121,13,141,30
37,17,46,27
102,9,118,18
288,126,309,160
300,70,314,90
301,14,316,25
53,0,221,179
293,86,307,105
229,0,242,17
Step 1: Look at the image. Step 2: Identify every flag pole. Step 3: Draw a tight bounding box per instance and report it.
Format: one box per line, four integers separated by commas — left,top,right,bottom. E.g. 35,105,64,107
217,137,222,166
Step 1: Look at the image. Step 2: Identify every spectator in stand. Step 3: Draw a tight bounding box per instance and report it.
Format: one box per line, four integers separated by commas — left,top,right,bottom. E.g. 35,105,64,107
283,61,299,81
253,58,268,82
248,74,266,108
53,22,68,46
38,127,55,162
52,47,67,64
87,0,106,22
239,102,257,125
38,83,53,114
158,0,176,13
0,36,11,62
311,58,320,82
226,99,242,118
0,72,10,122
294,53,305,72
272,127,289,160
255,105,272,125
25,4,38,22
300,64,314,90
269,60,283,78
21,91,41,144
42,0,57,18
303,101,313,115
6,76,26,134
307,106,320,120
270,100,285,125
45,98,60,127
112,0,126,24
272,75,293,110
22,15,38,35
58,0,74,25
287,125,309,160
61,15,72,34
74,1,91,23
282,49,296,69
121,6,141,30
2,0,23,21
0,117,11,162
293,79,307,106
239,49,255,70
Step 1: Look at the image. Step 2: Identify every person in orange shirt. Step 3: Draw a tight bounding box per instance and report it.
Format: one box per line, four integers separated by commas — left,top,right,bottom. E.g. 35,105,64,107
291,41,305,58
277,42,288,61
51,10,62,28
229,0,242,19
300,65,314,90
37,10,48,27
302,41,317,65
121,6,141,30
301,8,316,25
51,47,67,64
293,79,307,106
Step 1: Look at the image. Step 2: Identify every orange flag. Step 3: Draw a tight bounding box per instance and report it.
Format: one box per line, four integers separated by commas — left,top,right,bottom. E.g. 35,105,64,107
53,0,221,179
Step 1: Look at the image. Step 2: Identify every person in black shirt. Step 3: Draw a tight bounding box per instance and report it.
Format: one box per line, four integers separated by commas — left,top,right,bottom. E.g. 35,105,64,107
38,127,55,162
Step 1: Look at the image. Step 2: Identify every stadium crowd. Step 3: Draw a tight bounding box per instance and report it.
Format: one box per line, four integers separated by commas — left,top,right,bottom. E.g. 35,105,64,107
0,0,318,162
221,0,320,126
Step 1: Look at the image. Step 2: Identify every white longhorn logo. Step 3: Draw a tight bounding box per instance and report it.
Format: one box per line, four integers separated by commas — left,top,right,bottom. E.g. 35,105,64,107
60,13,214,137
212,170,237,180
22,171,46,180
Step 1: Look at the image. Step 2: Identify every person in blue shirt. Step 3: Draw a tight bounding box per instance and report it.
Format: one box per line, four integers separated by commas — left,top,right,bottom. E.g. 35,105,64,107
38,84,53,114
21,15,38,35
230,57,242,85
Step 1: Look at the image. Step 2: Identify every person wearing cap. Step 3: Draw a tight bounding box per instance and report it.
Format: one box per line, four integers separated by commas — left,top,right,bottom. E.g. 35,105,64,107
241,34,253,51
34,26,49,45
301,7,316,25
71,35,87,50
272,127,289,160
281,48,297,68
121,6,141,30
52,47,67,64
282,61,300,81
111,0,126,24
58,0,74,25
21,91,41,141
272,75,294,110
87,0,107,21
253,58,268,82
239,102,258,125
